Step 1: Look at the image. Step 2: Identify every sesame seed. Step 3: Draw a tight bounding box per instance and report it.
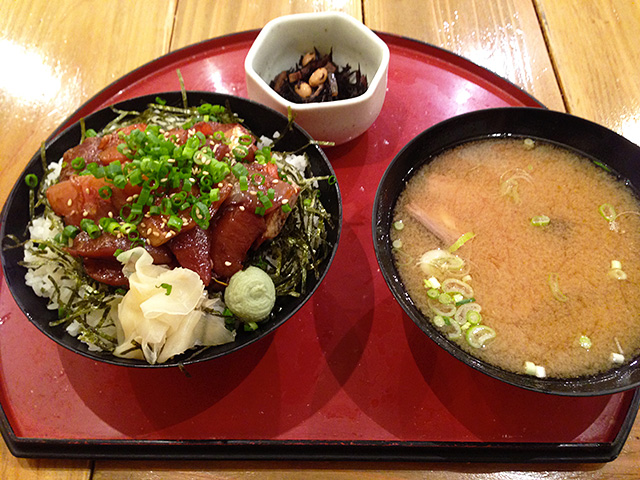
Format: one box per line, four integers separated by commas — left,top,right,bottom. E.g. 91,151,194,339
146,228,152,235
82,211,88,217
273,179,279,184
108,211,114,218
85,188,90,194
282,199,289,204
239,206,245,211
67,199,73,206
249,190,257,196
224,261,232,267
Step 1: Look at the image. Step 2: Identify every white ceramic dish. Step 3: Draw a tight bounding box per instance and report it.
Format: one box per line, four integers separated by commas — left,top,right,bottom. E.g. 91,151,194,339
244,12,390,146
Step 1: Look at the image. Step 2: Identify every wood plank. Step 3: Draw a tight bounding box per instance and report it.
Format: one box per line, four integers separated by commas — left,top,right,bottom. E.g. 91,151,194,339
171,0,362,49
0,0,175,475
0,439,91,480
534,0,640,144
0,0,177,207
364,0,564,111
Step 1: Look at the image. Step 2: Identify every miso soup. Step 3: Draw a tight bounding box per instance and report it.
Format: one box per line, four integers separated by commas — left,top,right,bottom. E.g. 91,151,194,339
391,137,640,378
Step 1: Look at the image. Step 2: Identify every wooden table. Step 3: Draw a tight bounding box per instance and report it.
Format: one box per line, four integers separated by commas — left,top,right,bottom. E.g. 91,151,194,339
1,1,639,478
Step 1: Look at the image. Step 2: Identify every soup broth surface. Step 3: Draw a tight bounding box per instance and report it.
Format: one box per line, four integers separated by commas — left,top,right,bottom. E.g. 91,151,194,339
392,137,640,378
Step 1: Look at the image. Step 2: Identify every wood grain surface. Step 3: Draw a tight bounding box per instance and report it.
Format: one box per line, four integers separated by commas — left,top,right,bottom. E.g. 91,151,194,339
1,0,639,478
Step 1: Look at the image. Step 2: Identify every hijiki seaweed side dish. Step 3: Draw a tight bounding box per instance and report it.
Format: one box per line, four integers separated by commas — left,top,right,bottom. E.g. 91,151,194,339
8,96,335,364
270,48,368,103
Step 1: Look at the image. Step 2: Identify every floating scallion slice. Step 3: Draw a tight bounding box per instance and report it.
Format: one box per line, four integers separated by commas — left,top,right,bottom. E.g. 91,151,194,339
448,231,476,253
548,272,568,302
530,215,550,226
608,260,627,280
599,203,617,222
465,325,496,348
579,335,592,350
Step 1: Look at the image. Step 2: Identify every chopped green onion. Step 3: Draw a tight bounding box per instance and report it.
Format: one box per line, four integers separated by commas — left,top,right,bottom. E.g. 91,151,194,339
599,203,617,222
191,201,210,229
466,310,482,325
63,225,80,240
609,268,628,280
281,203,292,213
579,335,592,350
258,193,273,210
609,260,627,280
393,220,404,230
71,157,86,170
120,223,135,234
448,231,476,252
238,134,253,146
98,186,113,199
231,162,248,179
465,325,496,348
530,215,550,226
80,219,100,239
424,277,441,289
158,283,172,295
611,352,625,364
112,174,127,189
426,288,440,299
244,321,259,331
456,297,476,307
25,173,39,188
548,272,568,302
433,315,446,328
167,215,183,232
524,361,546,378
171,191,188,207
438,292,453,305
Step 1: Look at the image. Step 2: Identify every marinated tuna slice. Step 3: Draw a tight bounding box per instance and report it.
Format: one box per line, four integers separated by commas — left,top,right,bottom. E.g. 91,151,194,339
168,226,213,285
228,163,300,247
97,123,147,165
139,182,233,247
60,136,102,180
82,257,128,286
210,206,267,279
68,231,174,265
46,175,116,226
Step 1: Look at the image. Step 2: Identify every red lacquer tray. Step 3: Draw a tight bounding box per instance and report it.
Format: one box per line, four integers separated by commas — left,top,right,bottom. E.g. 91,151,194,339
1,31,638,461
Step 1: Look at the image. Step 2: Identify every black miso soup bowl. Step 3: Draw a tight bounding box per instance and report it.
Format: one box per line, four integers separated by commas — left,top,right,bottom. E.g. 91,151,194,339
373,106,640,396
0,91,342,368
